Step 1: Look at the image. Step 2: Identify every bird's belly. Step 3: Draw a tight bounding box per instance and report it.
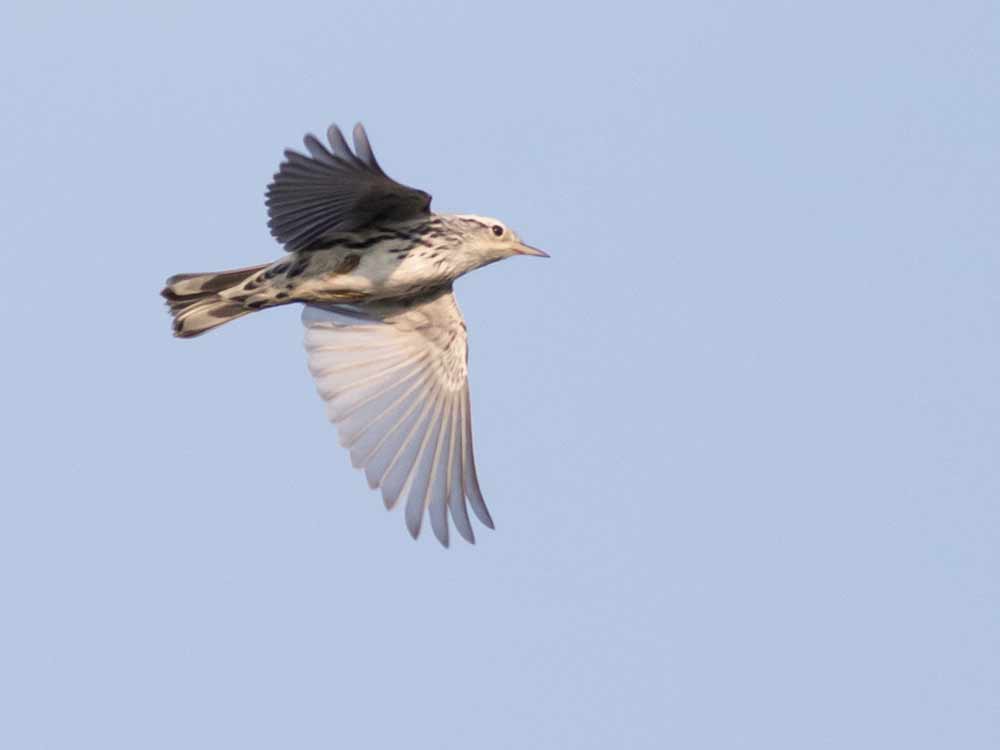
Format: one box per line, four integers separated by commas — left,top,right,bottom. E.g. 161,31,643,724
292,248,454,302
373,251,454,293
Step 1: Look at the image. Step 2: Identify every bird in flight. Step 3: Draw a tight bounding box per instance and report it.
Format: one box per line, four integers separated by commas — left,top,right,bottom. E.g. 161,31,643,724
162,122,547,546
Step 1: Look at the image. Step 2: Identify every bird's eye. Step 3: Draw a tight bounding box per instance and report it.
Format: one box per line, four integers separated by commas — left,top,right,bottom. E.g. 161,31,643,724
491,224,504,237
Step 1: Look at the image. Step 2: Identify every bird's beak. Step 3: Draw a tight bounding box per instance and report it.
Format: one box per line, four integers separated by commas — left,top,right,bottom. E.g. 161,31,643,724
513,242,549,258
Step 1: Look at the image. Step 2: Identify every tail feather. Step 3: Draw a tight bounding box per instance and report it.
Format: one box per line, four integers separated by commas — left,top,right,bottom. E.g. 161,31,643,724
162,263,269,338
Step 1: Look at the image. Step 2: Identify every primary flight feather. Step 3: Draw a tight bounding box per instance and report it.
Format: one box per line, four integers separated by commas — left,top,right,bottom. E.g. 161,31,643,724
162,123,547,546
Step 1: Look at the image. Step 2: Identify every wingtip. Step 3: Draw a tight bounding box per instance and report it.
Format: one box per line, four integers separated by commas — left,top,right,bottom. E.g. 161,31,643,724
458,529,476,545
351,121,384,173
477,508,495,530
452,514,477,545
406,519,421,541
326,123,351,158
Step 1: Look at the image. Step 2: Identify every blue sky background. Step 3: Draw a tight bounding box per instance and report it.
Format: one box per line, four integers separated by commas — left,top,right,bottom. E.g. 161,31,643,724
1,2,998,747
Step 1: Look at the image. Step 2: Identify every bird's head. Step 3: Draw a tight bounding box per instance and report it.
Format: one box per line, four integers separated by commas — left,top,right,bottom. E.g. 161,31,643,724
450,214,549,265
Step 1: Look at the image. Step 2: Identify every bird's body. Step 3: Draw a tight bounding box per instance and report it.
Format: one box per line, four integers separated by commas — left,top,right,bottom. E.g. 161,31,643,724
256,215,504,306
163,123,545,546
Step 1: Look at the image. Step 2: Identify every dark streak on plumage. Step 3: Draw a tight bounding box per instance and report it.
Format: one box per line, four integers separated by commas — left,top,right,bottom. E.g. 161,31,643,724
335,254,361,274
286,256,310,277
209,302,246,318
300,217,452,255
342,234,394,250
265,262,290,279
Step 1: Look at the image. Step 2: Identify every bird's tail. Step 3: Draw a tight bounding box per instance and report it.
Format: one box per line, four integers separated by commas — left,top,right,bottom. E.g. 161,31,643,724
161,263,269,338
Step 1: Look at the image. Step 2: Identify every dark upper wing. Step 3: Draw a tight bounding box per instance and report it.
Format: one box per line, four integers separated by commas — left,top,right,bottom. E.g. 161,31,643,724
266,123,432,251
